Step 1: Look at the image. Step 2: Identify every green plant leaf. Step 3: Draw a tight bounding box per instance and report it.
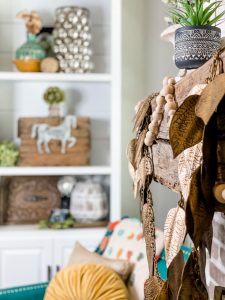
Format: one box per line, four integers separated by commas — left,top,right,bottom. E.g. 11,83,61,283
201,2,223,25
169,0,224,26
207,11,225,26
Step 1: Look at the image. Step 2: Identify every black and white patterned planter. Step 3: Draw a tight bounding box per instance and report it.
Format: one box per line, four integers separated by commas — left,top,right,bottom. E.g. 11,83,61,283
175,26,221,69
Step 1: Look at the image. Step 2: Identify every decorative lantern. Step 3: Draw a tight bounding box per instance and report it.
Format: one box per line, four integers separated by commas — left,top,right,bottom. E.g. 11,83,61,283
70,180,108,223
53,6,94,73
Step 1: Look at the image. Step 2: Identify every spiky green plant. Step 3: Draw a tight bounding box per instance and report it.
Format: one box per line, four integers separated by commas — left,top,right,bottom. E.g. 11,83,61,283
170,0,225,26
43,87,65,105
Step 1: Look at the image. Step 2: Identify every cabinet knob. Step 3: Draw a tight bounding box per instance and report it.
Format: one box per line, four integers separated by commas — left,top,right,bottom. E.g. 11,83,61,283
47,265,52,282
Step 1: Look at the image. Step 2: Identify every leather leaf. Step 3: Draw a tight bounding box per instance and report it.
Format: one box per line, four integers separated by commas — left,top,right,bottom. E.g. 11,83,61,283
186,167,214,249
196,73,225,125
178,142,203,202
169,95,204,158
164,206,186,267
178,250,208,300
167,250,184,300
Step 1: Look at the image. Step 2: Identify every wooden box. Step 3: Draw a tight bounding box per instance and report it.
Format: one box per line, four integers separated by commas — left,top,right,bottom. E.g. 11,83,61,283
6,176,61,224
0,177,10,224
18,116,91,166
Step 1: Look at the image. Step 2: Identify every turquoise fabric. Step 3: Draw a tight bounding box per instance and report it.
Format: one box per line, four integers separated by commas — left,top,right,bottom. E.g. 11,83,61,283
157,245,192,281
0,283,48,300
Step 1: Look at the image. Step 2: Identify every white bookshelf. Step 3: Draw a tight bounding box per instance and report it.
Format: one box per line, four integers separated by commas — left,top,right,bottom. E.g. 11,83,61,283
0,0,122,221
0,0,122,288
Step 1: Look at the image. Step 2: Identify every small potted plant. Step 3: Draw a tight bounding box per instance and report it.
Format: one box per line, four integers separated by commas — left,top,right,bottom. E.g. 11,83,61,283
43,87,65,116
0,142,19,166
169,0,225,69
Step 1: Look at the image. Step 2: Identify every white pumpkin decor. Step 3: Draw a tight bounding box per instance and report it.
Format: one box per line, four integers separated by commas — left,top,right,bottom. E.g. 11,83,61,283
70,180,108,223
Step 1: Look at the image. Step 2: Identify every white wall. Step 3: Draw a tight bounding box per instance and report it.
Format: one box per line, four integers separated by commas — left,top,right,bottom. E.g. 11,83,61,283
121,0,179,229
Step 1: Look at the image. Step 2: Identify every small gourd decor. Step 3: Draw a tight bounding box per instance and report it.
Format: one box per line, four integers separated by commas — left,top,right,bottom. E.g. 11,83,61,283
14,10,46,72
43,86,65,117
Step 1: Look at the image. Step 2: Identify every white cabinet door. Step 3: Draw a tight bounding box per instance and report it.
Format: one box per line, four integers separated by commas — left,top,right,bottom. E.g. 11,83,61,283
53,228,105,272
0,238,52,288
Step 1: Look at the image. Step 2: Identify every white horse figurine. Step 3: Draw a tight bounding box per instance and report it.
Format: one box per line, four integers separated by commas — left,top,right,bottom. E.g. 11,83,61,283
31,115,77,154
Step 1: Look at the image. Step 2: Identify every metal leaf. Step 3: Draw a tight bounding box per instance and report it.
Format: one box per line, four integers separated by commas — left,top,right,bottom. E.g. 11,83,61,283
178,142,202,202
169,95,204,158
164,206,186,268
178,250,208,300
136,156,153,188
126,139,137,170
167,250,184,300
185,167,214,248
144,276,164,300
133,95,152,132
196,73,225,125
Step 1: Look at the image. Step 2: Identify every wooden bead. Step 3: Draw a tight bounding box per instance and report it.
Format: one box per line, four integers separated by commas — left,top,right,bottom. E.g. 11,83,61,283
144,137,151,146
156,105,164,113
161,85,174,96
165,94,174,102
168,78,176,85
168,109,176,117
144,136,154,146
213,184,225,204
146,131,155,140
163,76,171,86
156,95,165,106
148,122,158,131
165,102,177,113
152,111,161,120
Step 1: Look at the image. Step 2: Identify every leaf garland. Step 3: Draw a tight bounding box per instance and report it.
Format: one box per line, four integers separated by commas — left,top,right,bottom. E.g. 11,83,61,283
178,142,203,202
178,250,208,300
133,94,155,132
167,250,184,300
201,113,217,207
164,206,186,268
169,95,204,158
196,73,225,125
185,167,214,249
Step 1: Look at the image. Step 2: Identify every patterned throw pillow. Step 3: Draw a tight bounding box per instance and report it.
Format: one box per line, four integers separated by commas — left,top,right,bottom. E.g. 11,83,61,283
103,218,164,300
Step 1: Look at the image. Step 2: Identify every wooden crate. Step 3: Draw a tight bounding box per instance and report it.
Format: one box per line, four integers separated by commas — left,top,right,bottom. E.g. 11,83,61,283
6,176,61,224
18,116,91,166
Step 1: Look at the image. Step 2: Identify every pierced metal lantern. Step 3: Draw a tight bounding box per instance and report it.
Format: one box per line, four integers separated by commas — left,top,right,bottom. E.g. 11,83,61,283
53,6,94,73
70,180,108,223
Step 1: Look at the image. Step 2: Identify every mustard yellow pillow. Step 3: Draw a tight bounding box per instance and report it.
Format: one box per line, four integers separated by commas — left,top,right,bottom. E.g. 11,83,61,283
44,263,129,300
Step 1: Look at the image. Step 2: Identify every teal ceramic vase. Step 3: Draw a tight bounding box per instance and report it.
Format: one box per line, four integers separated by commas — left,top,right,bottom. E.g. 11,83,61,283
16,33,46,60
